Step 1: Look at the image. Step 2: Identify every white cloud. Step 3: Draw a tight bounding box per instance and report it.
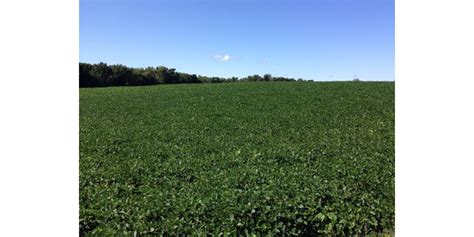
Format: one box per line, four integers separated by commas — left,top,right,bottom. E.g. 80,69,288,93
214,54,232,61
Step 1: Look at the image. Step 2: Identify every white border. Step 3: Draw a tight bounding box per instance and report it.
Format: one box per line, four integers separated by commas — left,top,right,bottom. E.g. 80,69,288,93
396,0,474,236
0,0,79,236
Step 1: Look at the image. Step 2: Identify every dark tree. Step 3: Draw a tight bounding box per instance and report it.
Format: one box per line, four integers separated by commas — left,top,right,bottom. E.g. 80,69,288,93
263,74,272,81
79,62,314,87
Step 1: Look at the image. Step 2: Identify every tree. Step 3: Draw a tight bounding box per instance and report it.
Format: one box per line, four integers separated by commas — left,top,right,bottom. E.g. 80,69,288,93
78,62,314,87
189,74,200,83
247,74,262,82
156,66,169,84
263,74,272,81
90,62,112,86
79,63,98,87
157,67,179,84
110,64,133,86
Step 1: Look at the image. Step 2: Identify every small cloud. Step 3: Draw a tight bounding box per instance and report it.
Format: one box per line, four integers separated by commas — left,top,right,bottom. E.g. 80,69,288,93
214,54,232,61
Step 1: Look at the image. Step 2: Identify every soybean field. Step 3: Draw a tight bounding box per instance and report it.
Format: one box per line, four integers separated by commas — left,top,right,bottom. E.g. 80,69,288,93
80,82,395,236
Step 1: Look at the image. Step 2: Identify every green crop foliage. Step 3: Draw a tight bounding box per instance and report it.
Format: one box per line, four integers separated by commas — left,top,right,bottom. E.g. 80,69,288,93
80,82,394,236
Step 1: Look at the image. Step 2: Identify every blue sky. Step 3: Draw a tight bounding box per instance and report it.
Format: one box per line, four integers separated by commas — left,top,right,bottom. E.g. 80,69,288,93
80,0,394,81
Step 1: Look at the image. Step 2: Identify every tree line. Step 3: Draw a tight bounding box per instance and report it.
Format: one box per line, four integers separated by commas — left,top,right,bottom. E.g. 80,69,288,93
80,62,308,87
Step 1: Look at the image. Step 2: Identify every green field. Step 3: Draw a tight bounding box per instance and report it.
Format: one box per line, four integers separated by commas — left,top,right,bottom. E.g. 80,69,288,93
80,82,395,235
